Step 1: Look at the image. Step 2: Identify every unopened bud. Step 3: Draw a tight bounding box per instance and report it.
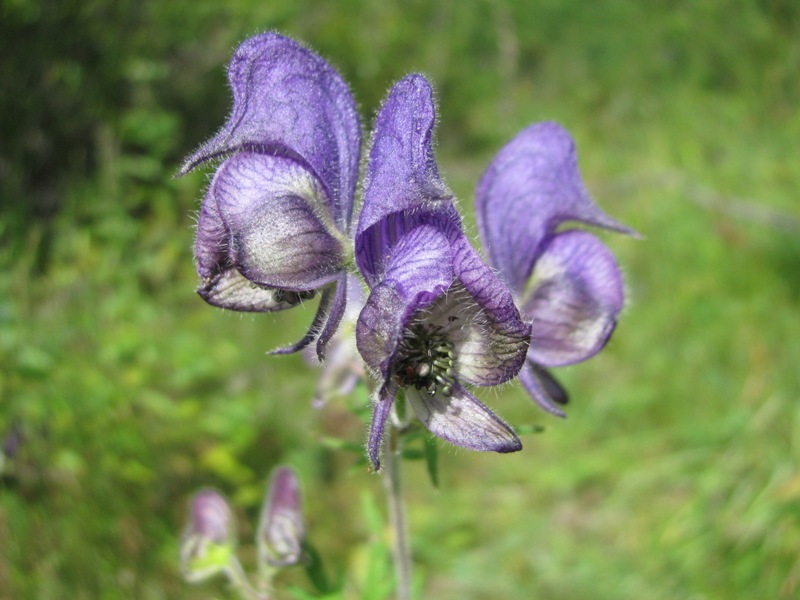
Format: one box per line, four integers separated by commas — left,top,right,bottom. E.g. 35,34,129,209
257,467,305,568
180,489,236,582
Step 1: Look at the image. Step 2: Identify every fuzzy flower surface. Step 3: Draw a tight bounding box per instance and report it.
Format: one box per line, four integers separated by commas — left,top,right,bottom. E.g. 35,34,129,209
476,122,636,416
355,74,531,470
180,33,361,357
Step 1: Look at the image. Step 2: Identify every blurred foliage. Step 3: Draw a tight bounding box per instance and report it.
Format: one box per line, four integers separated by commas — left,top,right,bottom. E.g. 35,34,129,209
1,0,800,598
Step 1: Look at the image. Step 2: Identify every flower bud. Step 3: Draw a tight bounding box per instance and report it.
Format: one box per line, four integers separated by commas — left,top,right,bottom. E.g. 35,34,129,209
180,489,236,582
257,467,305,568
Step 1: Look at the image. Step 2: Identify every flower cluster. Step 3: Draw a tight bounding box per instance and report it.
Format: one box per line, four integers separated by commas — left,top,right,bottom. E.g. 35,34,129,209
183,33,633,470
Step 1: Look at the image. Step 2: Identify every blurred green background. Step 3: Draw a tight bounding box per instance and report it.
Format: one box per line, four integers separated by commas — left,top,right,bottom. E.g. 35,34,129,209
2,0,799,598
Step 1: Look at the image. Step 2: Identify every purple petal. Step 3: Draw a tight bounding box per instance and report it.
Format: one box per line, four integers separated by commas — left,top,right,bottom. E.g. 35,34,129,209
355,74,455,283
475,122,636,293
523,230,624,367
368,382,397,471
448,235,532,386
519,362,568,417
181,33,361,228
315,272,349,361
213,152,344,291
356,224,453,376
406,383,521,453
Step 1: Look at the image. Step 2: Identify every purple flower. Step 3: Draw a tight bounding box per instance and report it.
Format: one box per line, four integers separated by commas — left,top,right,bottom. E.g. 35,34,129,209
180,33,361,357
355,75,531,470
476,122,637,416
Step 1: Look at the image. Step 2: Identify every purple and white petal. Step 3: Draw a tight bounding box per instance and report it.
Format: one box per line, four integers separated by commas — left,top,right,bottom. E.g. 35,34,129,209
447,235,531,386
355,74,455,283
523,229,624,367
519,362,568,417
181,33,361,228
476,121,636,294
213,152,344,291
406,383,521,454
198,270,311,313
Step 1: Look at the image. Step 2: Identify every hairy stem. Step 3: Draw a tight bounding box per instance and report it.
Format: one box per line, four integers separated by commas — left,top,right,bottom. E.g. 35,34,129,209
383,421,412,600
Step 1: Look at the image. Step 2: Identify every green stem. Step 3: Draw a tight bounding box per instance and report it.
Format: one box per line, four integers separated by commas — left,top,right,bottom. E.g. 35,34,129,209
227,556,271,600
383,420,412,600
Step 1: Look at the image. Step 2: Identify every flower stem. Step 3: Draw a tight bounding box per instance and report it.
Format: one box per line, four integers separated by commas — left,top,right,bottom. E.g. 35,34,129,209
383,421,412,600
227,556,271,600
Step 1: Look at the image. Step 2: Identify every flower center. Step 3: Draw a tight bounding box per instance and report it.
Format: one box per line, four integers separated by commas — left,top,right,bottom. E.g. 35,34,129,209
393,323,456,397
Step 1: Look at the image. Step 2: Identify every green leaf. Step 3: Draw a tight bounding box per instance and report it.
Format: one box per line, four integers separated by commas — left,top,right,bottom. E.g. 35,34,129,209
302,541,340,595
400,449,424,460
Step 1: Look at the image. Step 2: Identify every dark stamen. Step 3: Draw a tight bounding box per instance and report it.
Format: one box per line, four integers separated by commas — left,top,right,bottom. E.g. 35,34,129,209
393,323,456,397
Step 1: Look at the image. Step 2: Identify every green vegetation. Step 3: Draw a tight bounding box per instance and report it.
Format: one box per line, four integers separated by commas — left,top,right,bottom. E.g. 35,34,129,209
2,1,799,598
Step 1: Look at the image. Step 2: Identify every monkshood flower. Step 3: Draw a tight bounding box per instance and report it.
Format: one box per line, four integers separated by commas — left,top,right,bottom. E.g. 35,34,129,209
355,74,532,470
257,467,305,568
475,122,637,416
180,33,361,357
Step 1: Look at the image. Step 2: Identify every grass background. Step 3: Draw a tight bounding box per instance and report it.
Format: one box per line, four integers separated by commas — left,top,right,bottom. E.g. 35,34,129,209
2,0,799,598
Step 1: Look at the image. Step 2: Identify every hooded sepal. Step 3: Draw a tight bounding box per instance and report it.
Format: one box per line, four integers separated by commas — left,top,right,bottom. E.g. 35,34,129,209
475,121,637,293
181,32,361,229
355,74,456,285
